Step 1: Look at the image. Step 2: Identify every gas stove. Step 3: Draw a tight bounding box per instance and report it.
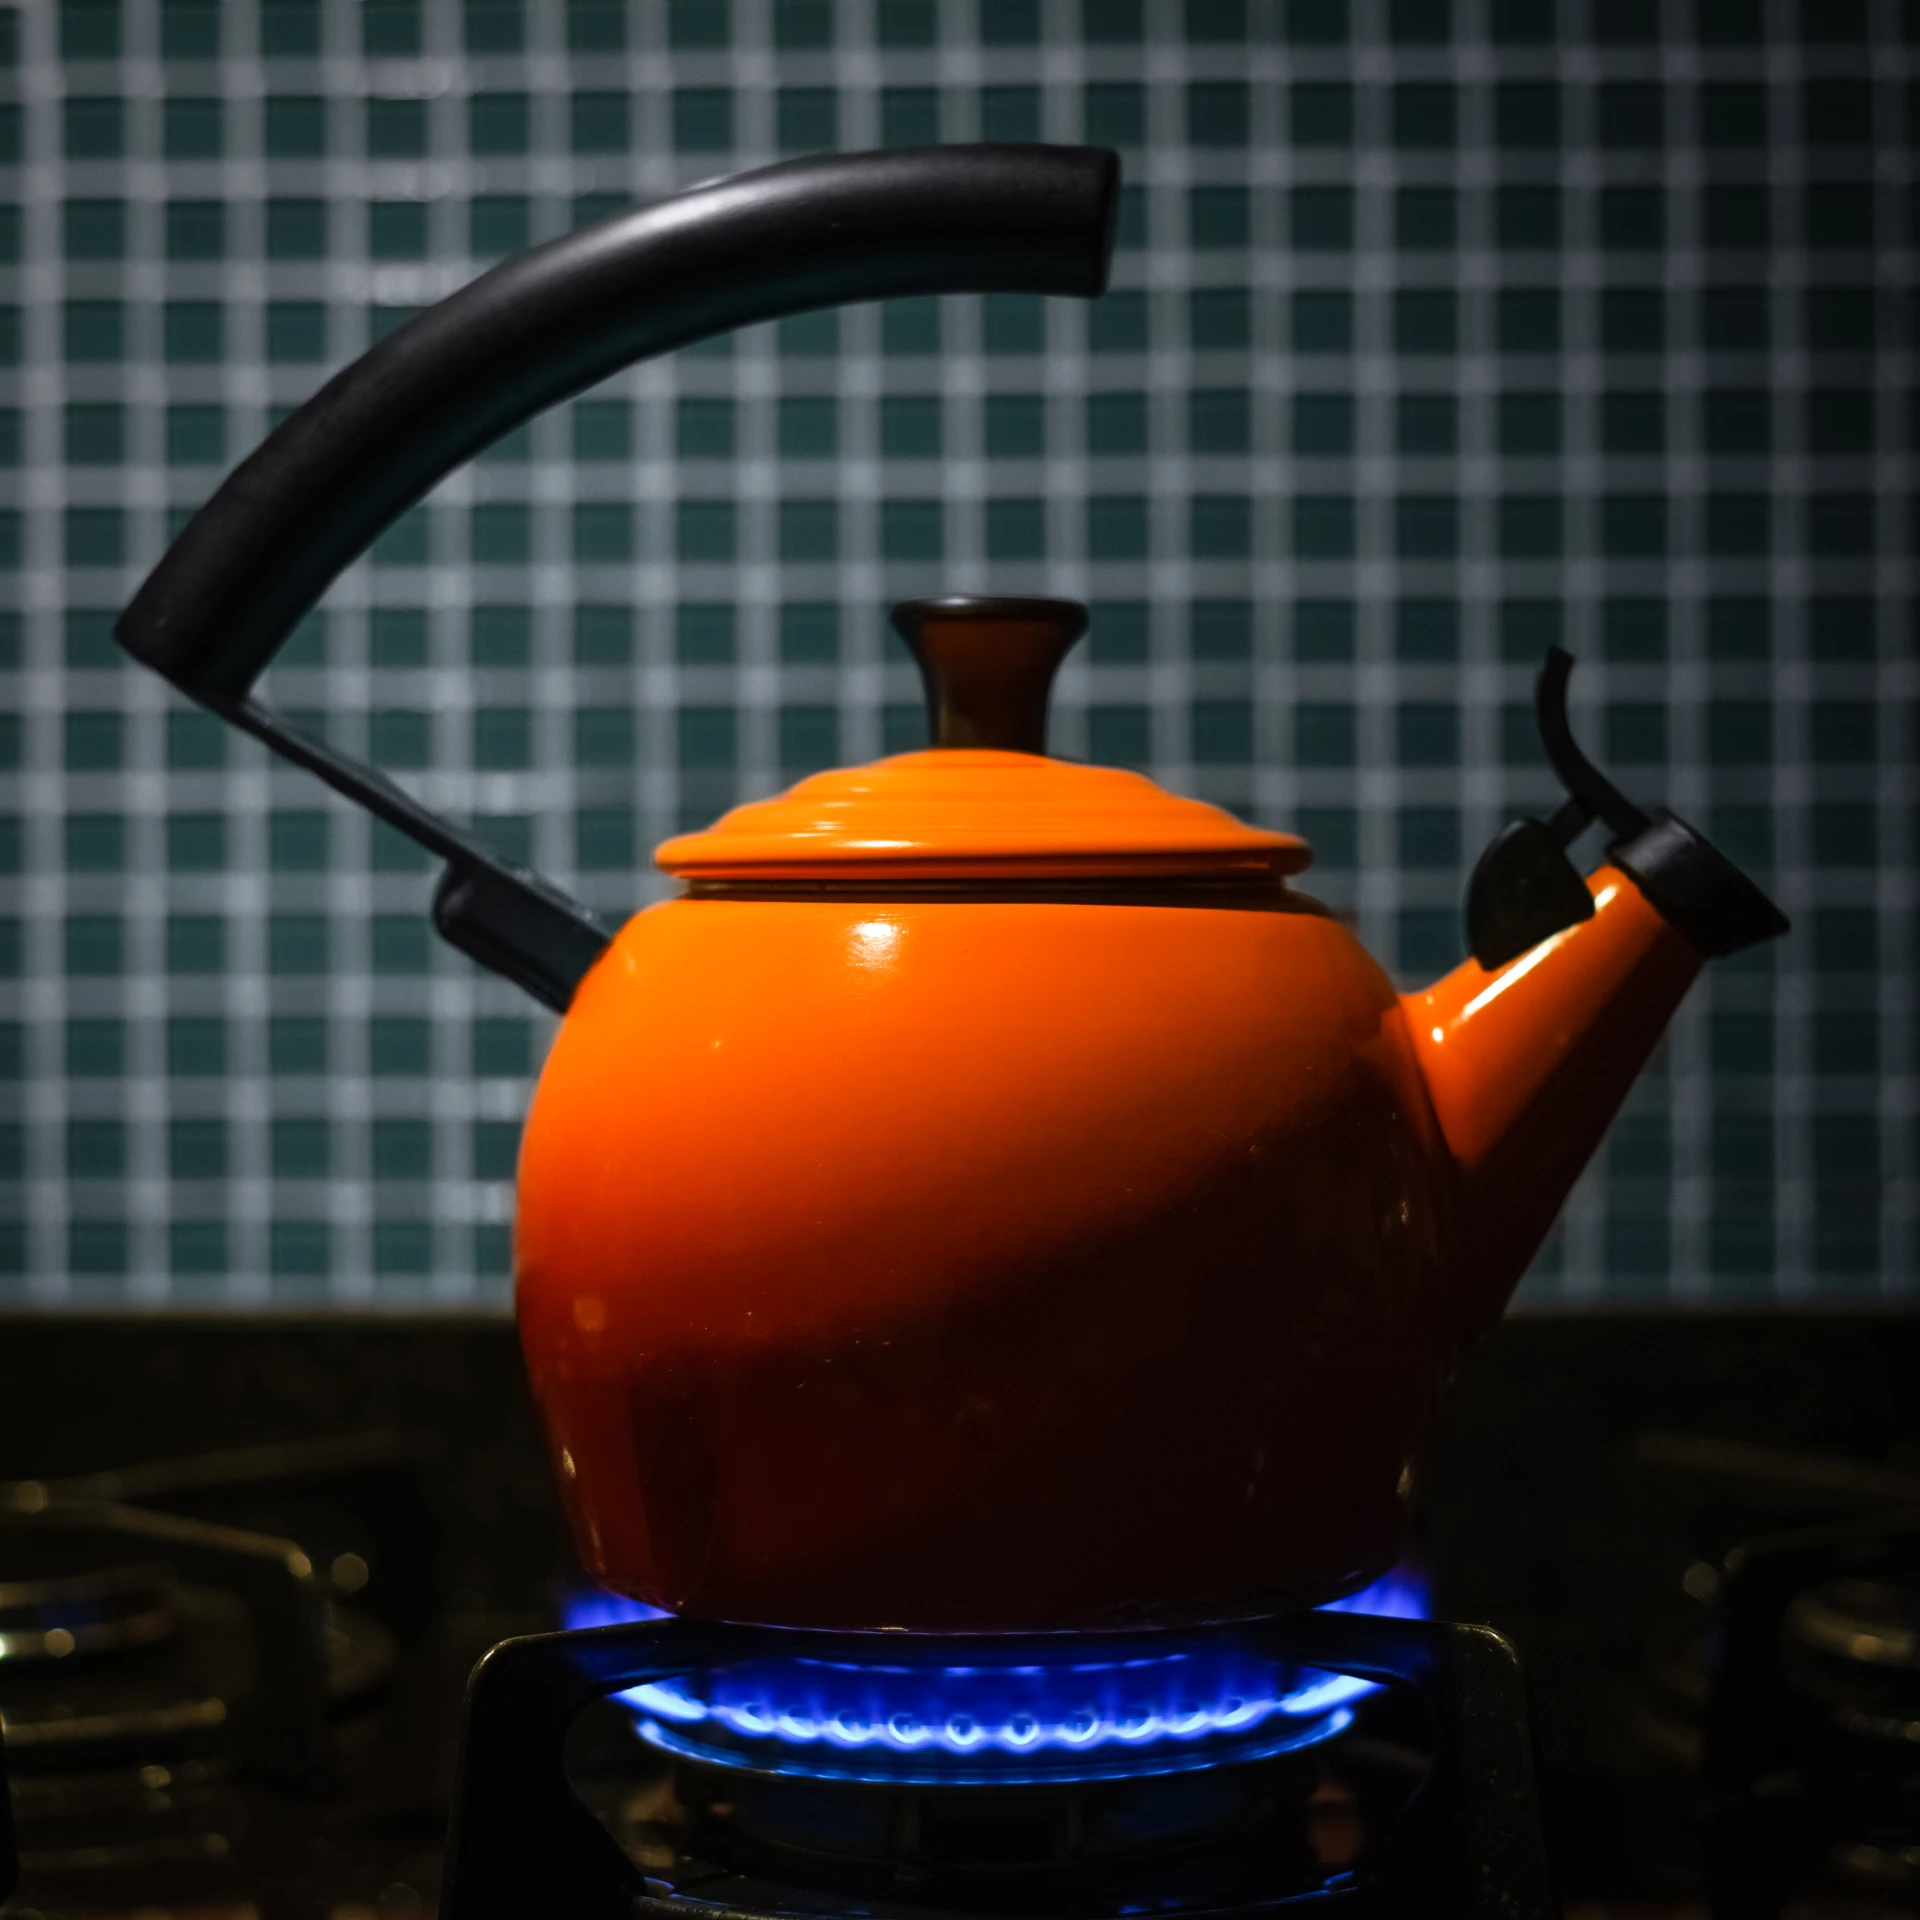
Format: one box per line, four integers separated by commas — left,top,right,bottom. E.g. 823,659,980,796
0,1505,1550,1918
1626,1431,1920,1919
0,1312,1915,1919
0,1424,1554,1919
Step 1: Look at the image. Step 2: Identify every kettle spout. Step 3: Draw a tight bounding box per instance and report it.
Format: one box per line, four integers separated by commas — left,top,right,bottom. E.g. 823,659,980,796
1401,651,1787,1333
1405,867,1698,1332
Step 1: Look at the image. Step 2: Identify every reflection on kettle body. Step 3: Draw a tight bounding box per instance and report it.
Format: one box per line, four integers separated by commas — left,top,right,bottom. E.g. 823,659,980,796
847,919,905,972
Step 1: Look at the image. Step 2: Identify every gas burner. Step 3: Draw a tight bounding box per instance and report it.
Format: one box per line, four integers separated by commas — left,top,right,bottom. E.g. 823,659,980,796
628,1751,1377,1919
625,1640,1367,1787
584,1572,1427,1790
605,1681,1402,1917
1,1578,396,1776
545,1586,1439,1912
0,1436,436,1907
440,1606,1555,1919
0,1559,177,1663
1632,1430,1920,1918
1785,1574,1920,1697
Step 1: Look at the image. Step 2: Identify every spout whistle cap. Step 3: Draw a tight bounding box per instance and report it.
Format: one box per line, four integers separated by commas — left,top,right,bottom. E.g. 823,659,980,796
1610,811,1790,959
892,596,1088,754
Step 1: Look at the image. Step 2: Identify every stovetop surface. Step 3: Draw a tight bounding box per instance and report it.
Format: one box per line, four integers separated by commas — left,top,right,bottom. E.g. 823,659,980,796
0,1312,1914,1919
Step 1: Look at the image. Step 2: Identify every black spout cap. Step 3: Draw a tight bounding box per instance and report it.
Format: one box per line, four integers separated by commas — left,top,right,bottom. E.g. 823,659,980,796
1609,811,1789,960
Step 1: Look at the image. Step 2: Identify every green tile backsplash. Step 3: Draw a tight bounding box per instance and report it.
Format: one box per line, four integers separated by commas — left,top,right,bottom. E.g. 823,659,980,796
0,0,1911,1304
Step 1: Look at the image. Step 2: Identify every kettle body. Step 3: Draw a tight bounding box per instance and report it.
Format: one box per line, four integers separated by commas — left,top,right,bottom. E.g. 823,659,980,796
517,886,1455,1631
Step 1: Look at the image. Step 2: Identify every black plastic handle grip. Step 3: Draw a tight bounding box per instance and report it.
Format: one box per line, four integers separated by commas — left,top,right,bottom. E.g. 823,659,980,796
112,145,1121,1011
118,144,1118,703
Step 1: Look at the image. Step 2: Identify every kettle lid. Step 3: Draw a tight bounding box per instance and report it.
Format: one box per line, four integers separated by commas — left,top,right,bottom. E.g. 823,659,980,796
655,597,1308,883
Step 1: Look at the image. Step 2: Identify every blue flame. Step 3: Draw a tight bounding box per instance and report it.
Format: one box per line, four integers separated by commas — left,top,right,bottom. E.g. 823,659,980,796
562,1569,1428,1786
1320,1564,1429,1624
622,1649,1358,1785
562,1587,673,1630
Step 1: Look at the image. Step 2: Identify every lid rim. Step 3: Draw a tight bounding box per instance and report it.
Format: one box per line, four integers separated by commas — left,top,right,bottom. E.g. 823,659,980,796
664,856,1311,878
656,747,1303,881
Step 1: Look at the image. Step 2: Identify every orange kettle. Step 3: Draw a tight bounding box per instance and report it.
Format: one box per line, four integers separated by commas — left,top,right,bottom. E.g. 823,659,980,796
117,146,1785,1633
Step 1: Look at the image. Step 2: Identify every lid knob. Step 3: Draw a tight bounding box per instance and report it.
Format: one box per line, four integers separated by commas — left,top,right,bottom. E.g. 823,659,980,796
891,597,1088,755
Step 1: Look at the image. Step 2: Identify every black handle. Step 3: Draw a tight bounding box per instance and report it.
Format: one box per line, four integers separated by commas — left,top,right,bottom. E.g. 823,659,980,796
114,146,1120,1009
120,146,1116,701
